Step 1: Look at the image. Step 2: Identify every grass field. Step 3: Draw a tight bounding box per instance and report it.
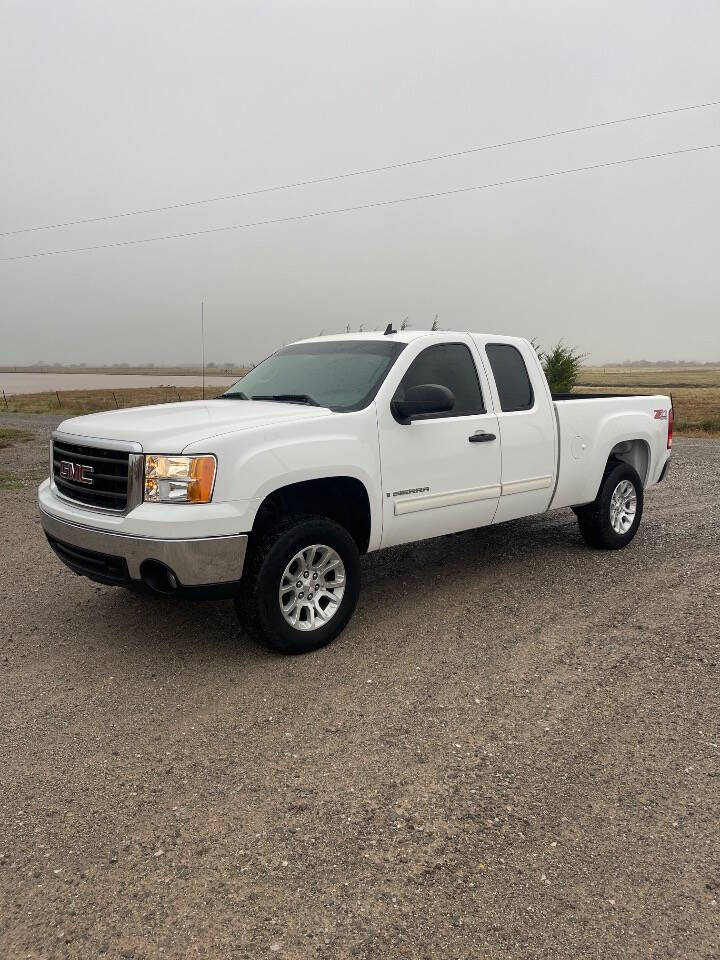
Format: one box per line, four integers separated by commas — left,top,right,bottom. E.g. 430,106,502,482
2,385,227,415
2,368,719,435
0,427,33,449
576,366,720,436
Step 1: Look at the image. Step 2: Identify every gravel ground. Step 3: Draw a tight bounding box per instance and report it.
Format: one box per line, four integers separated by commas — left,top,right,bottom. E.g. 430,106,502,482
1,413,719,960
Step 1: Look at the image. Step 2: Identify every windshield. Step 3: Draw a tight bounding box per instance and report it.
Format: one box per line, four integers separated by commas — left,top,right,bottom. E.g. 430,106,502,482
223,340,406,411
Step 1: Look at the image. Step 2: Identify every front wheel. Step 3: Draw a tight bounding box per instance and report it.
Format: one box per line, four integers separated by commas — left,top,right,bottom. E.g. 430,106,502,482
575,460,644,550
235,515,361,654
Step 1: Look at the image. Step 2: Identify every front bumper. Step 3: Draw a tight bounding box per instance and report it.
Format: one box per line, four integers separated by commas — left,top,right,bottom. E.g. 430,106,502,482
40,508,248,591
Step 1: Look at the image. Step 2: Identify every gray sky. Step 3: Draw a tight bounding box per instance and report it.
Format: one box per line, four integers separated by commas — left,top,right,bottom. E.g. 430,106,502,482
1,0,719,365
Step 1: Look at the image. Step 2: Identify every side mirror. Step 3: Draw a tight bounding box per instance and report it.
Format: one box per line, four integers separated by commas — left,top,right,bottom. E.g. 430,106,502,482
391,383,455,424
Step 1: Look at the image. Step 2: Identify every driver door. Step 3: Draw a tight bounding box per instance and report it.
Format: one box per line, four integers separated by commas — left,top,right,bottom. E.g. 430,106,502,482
377,339,501,547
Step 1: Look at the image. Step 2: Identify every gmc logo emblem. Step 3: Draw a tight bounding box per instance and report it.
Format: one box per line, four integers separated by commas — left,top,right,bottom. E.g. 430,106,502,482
59,460,94,485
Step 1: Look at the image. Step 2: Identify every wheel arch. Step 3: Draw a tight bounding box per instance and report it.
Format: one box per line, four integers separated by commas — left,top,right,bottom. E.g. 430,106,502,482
607,438,650,487
251,475,372,554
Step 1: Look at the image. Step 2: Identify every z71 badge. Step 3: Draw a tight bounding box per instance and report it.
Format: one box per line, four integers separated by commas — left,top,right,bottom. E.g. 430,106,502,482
653,409,668,420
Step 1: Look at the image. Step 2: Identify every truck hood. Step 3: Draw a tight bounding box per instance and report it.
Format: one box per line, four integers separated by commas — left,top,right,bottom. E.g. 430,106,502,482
56,399,333,451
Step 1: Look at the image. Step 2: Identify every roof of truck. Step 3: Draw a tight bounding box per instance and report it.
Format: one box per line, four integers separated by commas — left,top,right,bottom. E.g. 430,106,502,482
295,330,527,346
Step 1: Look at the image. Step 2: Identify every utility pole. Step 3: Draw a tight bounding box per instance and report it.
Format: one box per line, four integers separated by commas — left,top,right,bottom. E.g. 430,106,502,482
201,301,205,400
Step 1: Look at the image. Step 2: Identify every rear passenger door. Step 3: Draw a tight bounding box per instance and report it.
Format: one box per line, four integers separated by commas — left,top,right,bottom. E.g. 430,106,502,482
480,339,557,523
377,339,501,547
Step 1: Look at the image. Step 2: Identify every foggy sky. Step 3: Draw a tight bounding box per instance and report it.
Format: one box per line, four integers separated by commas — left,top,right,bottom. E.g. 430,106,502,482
1,0,719,365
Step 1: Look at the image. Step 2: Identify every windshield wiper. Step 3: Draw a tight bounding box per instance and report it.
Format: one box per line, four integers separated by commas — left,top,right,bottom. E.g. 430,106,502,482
252,394,319,406
220,391,249,400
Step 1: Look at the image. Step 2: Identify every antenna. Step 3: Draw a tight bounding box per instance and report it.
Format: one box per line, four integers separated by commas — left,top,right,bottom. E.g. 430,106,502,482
384,323,396,335
201,301,205,400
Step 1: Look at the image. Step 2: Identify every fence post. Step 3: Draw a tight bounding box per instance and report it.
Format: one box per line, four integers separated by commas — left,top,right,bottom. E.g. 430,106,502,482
2,390,7,410
56,391,62,408
113,391,119,408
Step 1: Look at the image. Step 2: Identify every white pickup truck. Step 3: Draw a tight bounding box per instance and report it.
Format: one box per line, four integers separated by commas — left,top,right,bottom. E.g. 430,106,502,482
39,330,673,653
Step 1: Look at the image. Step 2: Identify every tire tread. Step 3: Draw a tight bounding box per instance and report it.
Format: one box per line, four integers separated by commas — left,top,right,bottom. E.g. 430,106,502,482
236,513,311,646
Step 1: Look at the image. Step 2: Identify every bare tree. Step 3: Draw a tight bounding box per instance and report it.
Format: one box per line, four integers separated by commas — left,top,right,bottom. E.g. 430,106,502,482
431,313,439,331
400,316,410,331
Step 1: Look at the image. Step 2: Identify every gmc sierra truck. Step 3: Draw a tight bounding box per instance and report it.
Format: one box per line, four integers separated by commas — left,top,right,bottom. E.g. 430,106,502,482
39,330,673,653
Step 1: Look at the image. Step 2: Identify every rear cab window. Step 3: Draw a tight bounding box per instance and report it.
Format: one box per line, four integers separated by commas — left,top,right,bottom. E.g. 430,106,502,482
485,343,534,412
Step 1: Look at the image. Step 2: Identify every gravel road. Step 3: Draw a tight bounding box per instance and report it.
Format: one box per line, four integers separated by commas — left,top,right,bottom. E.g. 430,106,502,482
1,414,718,960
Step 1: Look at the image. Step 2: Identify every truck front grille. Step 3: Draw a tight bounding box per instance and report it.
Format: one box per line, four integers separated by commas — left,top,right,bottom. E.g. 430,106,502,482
52,439,130,510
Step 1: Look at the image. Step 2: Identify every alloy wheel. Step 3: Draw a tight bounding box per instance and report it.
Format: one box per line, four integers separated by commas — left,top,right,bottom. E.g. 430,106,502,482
278,544,346,631
609,479,637,534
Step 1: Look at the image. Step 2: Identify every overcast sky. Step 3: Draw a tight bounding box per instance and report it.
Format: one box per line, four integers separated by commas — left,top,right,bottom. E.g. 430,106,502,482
1,0,719,365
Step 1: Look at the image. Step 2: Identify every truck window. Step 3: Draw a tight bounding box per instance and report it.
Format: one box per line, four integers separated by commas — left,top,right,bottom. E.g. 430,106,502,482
223,339,406,412
485,343,534,412
394,343,485,417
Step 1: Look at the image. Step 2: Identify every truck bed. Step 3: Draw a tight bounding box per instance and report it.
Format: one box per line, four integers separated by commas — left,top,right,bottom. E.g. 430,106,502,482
549,391,672,511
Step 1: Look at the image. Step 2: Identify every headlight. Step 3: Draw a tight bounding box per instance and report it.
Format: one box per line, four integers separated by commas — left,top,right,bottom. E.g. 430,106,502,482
144,455,216,503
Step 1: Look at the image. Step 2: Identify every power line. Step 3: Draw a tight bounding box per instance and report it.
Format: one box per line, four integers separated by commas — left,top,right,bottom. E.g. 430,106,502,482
2,98,720,238
2,142,717,263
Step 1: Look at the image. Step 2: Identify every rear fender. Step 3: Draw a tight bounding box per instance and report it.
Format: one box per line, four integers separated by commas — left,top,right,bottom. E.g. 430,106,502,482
552,407,660,509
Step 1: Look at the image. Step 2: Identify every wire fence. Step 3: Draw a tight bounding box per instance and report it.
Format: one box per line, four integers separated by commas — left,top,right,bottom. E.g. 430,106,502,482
2,385,227,415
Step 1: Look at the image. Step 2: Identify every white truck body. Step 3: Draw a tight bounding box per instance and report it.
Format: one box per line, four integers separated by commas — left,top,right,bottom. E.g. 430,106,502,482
39,331,672,647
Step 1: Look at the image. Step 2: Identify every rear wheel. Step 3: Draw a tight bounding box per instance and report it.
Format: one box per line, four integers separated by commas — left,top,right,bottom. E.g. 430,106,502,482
575,460,644,550
235,515,360,654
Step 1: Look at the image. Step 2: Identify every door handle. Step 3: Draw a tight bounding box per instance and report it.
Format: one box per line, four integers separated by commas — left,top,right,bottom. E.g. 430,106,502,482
468,430,496,443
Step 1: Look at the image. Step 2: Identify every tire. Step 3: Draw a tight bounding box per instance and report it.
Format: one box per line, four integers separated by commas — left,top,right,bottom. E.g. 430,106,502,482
575,460,644,550
235,514,361,654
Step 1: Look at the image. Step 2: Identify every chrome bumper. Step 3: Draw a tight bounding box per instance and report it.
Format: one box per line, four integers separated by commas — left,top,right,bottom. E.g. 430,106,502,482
40,508,248,586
